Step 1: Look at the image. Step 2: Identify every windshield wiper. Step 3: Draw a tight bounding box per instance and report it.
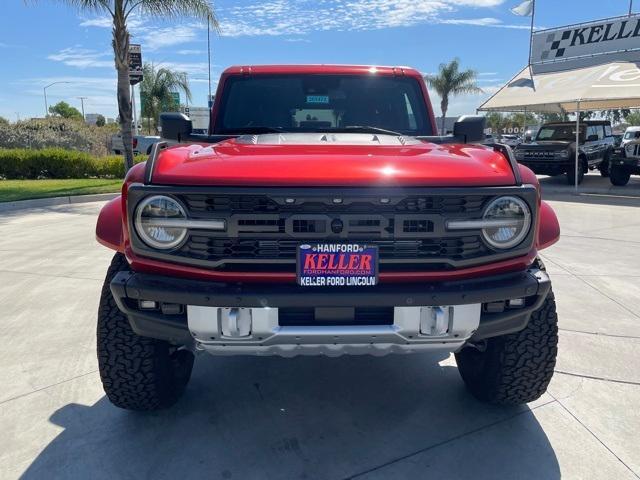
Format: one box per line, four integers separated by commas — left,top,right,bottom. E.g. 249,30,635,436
340,125,404,136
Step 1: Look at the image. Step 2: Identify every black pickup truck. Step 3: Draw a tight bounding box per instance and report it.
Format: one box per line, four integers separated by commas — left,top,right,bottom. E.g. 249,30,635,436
514,121,615,185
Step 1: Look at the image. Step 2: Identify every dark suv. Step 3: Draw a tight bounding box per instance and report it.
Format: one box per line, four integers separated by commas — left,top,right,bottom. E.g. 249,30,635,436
514,121,615,184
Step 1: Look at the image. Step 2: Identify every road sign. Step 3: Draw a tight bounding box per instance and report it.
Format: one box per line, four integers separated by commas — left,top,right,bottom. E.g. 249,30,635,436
129,44,143,85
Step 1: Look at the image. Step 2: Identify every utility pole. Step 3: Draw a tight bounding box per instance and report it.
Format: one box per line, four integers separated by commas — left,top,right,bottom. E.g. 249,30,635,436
630,0,634,15
77,96,87,121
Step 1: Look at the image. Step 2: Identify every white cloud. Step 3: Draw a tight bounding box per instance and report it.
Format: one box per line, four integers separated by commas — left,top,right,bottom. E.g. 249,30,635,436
440,17,530,29
79,17,112,28
214,0,517,37
80,16,145,29
77,0,526,41
177,49,206,55
48,47,113,69
142,25,202,50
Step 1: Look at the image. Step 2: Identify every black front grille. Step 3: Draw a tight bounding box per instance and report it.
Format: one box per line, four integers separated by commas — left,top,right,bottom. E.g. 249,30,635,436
173,192,492,270
182,236,485,264
522,150,556,160
127,186,538,274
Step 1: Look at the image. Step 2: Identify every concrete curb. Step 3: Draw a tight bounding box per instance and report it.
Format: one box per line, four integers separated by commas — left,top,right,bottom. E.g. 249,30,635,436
0,192,119,213
541,185,640,198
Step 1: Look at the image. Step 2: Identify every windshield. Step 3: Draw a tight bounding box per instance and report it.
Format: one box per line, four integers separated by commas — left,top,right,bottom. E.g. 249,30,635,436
624,131,640,139
215,74,433,136
536,125,584,142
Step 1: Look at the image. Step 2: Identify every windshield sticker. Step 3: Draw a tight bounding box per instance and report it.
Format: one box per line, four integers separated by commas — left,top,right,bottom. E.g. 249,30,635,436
306,95,330,104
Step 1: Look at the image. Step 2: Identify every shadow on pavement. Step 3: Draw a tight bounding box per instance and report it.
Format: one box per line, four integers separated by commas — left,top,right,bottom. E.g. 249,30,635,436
20,353,560,480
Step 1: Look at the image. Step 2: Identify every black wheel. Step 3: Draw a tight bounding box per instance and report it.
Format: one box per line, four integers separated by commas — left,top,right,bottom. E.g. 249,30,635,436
97,253,194,411
610,166,631,186
455,288,558,405
599,151,611,177
566,158,585,185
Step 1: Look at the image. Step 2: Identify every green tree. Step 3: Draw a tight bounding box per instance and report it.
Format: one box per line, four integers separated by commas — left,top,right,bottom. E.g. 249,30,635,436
601,109,631,124
508,112,537,129
48,101,84,120
140,63,192,134
537,112,568,123
33,1,218,171
625,110,640,126
424,59,482,134
484,112,505,135
95,114,106,127
0,116,9,125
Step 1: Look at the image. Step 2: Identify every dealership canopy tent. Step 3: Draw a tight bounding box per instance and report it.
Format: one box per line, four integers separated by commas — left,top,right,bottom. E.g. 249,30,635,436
478,60,640,192
479,61,640,113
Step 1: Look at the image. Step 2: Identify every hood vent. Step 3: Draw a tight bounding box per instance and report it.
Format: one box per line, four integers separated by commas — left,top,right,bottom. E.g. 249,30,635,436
235,133,422,146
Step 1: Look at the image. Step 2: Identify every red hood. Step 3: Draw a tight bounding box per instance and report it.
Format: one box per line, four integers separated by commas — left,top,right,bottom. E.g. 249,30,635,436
150,136,516,187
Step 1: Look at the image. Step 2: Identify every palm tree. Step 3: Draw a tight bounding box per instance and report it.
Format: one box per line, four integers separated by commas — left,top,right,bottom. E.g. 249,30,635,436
33,1,218,171
141,63,192,134
424,59,482,135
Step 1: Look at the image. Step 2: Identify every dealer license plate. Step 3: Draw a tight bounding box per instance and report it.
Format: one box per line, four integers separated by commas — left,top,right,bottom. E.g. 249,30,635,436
297,243,379,287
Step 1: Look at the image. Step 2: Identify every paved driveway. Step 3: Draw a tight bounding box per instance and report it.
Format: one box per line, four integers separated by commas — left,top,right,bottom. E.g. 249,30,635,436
0,194,639,479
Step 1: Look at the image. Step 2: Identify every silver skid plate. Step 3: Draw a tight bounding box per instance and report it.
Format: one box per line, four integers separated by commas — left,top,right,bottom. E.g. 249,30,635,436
187,304,481,357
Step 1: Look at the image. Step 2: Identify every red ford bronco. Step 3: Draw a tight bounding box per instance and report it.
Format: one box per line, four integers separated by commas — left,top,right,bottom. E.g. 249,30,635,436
96,65,560,411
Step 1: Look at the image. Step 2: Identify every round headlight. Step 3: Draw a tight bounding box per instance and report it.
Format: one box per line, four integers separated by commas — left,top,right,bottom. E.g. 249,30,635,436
481,196,531,250
135,195,187,250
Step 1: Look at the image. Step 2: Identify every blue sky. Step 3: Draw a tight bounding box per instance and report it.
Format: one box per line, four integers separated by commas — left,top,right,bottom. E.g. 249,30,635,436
0,0,636,121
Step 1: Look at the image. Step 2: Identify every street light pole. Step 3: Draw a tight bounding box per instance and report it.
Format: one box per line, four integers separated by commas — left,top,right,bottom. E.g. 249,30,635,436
43,81,72,117
77,96,87,121
207,20,212,108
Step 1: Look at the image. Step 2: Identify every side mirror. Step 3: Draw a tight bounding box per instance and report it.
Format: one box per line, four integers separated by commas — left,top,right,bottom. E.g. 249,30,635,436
453,115,486,143
586,134,599,142
160,112,193,142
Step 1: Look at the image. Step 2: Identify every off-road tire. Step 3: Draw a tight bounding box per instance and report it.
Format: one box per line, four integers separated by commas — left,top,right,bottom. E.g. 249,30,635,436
97,253,194,411
455,279,558,405
566,159,585,185
610,166,631,186
599,151,611,177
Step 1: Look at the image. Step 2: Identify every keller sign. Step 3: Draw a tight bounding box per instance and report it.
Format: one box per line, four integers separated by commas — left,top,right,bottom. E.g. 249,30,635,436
531,14,640,65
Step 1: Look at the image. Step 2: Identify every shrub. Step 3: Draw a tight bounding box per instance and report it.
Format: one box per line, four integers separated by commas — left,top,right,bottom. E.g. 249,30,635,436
0,148,146,179
0,117,117,157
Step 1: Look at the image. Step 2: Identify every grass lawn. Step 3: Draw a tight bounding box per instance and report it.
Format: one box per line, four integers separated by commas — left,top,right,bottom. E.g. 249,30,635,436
0,179,122,203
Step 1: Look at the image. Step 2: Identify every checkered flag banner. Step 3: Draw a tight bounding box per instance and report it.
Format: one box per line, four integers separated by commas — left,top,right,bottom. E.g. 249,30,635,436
511,0,534,16
538,30,572,61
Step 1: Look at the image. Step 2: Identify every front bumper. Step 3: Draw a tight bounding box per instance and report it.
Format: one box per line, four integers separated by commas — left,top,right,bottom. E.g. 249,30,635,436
611,155,640,174
518,158,573,174
110,267,551,356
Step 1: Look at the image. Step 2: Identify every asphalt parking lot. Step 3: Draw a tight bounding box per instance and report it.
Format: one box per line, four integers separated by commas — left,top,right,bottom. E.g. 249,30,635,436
1,188,639,479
